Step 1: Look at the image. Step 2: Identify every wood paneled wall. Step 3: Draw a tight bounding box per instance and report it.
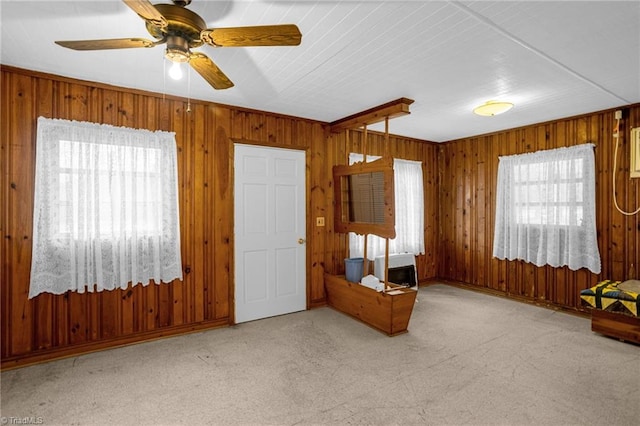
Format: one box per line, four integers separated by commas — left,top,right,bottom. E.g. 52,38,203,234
0,66,330,368
0,66,440,368
4,64,636,369
438,106,640,310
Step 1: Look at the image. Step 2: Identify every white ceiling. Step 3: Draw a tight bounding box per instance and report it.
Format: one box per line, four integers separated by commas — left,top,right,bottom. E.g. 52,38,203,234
1,0,639,142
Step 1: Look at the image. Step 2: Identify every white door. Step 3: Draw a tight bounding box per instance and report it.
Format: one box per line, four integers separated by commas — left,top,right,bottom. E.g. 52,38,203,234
234,144,306,323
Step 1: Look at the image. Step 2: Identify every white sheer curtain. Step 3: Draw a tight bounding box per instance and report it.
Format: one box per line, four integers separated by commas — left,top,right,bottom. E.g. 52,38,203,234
29,117,183,298
349,154,425,261
492,143,601,273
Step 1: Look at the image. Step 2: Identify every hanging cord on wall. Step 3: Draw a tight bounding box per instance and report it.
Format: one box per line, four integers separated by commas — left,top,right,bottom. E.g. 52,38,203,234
612,113,640,215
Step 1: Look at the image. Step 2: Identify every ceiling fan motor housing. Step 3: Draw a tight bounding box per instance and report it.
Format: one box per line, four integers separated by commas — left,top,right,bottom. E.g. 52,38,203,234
145,3,206,49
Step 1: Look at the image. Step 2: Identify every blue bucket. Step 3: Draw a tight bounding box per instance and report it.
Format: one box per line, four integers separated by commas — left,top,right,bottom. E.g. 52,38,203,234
344,257,364,283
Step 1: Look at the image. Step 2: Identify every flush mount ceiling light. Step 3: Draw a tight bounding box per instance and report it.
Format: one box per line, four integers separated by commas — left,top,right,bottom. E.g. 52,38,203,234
473,100,514,116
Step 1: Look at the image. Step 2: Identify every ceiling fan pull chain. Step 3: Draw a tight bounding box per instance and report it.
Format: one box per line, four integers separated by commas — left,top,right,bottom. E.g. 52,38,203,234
187,64,192,113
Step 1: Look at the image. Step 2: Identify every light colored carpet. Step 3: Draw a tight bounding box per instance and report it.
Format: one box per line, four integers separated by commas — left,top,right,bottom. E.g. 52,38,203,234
1,284,639,425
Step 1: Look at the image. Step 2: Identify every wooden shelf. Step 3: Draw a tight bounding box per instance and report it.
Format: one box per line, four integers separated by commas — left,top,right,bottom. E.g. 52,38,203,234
324,273,417,336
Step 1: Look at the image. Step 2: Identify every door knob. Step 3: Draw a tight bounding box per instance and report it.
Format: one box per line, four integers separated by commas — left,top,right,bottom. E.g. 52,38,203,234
298,238,306,244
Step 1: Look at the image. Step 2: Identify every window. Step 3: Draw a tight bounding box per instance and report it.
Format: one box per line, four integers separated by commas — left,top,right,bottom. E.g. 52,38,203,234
29,117,183,298
493,144,601,274
348,154,425,260
512,158,585,227
57,140,163,238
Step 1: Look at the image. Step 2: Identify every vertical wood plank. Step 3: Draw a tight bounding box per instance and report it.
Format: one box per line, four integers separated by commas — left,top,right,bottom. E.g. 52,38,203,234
310,123,327,303
191,103,206,323
8,73,36,356
214,106,232,321
203,105,216,320
1,70,12,359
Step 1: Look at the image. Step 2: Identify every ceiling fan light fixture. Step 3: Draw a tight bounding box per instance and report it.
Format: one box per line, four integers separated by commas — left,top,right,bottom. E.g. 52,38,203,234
164,35,190,63
473,100,514,116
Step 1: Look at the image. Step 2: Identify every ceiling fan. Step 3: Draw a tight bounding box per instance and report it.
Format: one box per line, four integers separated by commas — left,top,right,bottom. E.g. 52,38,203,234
54,0,302,90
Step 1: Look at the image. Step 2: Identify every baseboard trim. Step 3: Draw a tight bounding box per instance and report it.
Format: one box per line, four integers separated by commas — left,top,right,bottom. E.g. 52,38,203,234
1,318,229,371
420,278,590,319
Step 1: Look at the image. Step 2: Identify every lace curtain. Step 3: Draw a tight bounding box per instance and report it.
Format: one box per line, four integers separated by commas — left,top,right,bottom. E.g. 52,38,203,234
492,143,601,274
349,154,425,260
29,117,183,298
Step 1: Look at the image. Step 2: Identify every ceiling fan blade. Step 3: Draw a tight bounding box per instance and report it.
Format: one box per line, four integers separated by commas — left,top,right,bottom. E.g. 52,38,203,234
55,38,159,50
122,0,168,30
189,52,234,90
201,24,302,47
